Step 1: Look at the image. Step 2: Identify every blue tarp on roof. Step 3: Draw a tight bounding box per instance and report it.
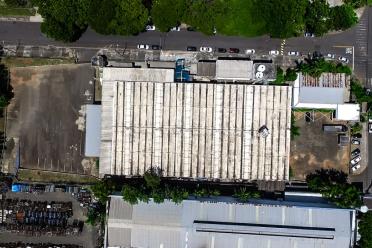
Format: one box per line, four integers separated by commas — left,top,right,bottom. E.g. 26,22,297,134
11,184,21,192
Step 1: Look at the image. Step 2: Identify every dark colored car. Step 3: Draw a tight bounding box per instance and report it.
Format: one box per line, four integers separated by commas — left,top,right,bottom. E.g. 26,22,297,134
351,148,360,157
217,48,227,53
229,48,240,53
187,46,197,51
352,133,362,139
187,27,196,31
151,45,161,50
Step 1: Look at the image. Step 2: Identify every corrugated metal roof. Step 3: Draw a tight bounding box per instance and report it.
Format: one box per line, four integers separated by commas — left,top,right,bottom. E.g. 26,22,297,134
84,104,101,157
299,87,345,104
106,197,355,248
99,80,292,181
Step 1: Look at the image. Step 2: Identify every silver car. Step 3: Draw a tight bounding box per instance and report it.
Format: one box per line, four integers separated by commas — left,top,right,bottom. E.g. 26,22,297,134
200,47,213,53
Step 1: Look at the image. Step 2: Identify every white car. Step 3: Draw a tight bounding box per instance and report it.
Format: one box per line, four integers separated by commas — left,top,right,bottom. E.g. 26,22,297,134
326,53,335,59
146,25,156,31
245,49,255,55
350,155,361,166
137,44,150,49
200,47,213,53
369,121,372,134
338,57,349,63
351,163,361,172
288,51,300,56
269,50,279,56
170,26,180,31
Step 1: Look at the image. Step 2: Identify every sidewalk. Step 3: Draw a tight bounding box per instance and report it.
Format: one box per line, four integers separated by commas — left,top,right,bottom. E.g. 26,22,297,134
0,13,43,23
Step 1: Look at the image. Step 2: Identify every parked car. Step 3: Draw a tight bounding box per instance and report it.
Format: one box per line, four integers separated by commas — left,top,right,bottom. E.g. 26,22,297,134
352,133,362,139
145,25,156,31
350,155,361,165
229,48,240,53
137,44,149,49
187,27,196,31
245,49,255,55
304,32,315,37
151,45,161,50
269,50,279,56
351,138,361,145
351,148,360,157
338,57,349,63
187,46,197,51
369,122,372,133
352,163,361,172
200,46,213,52
170,26,180,31
217,48,227,53
288,51,300,56
325,53,335,59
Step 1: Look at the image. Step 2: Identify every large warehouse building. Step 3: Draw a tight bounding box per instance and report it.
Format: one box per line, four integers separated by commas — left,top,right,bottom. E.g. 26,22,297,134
105,196,356,248
99,67,292,181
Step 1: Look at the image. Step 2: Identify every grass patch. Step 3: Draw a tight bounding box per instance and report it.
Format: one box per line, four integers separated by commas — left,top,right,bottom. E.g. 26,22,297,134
2,57,75,68
0,7,35,16
294,108,334,113
215,0,266,37
17,169,99,184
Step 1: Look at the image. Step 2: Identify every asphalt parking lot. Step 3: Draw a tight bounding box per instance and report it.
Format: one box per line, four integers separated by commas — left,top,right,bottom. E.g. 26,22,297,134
290,111,350,180
5,64,95,175
0,192,97,247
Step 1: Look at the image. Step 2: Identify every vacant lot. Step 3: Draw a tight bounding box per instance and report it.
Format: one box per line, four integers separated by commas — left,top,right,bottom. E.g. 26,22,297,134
290,111,350,180
6,64,95,175
2,57,75,68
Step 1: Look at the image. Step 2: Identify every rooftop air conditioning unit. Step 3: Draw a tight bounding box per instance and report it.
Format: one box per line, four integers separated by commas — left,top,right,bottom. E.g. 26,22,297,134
256,71,264,79
257,64,266,72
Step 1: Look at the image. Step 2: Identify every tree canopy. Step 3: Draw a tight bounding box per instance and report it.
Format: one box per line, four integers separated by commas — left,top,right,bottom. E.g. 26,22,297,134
151,0,186,32
306,169,362,208
0,60,13,108
32,0,359,42
260,0,308,38
32,0,88,42
358,212,372,248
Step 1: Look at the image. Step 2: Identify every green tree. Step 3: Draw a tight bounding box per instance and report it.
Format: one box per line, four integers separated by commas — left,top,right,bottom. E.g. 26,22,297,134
151,188,166,203
284,68,298,81
168,187,189,204
306,169,361,208
233,187,260,202
291,114,300,139
144,168,161,189
274,67,285,84
88,0,148,36
90,179,115,203
32,0,88,42
5,0,28,7
328,4,358,31
151,0,186,32
122,184,140,205
260,0,308,38
343,0,367,8
86,202,106,226
183,0,226,35
359,212,372,248
305,0,330,36
0,61,13,107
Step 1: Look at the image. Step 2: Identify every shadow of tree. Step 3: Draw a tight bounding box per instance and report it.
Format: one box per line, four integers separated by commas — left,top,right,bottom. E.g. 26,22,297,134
0,58,14,107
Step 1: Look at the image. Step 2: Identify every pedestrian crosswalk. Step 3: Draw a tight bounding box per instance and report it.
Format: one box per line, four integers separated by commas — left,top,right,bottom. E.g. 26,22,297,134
280,39,286,55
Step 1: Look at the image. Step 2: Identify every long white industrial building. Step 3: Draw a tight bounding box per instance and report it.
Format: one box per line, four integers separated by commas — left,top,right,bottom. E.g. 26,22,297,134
99,68,292,181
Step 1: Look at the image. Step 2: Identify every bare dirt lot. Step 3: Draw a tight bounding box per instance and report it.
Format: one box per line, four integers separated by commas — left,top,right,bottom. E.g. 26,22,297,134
6,64,95,175
290,111,350,180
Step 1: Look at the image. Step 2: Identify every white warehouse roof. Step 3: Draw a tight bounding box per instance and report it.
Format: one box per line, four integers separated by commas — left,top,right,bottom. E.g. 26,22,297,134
336,104,360,121
105,196,356,248
215,59,254,81
99,69,292,181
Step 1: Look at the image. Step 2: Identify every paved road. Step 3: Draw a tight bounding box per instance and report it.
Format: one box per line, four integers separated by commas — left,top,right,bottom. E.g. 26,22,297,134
1,8,372,190
0,17,363,73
